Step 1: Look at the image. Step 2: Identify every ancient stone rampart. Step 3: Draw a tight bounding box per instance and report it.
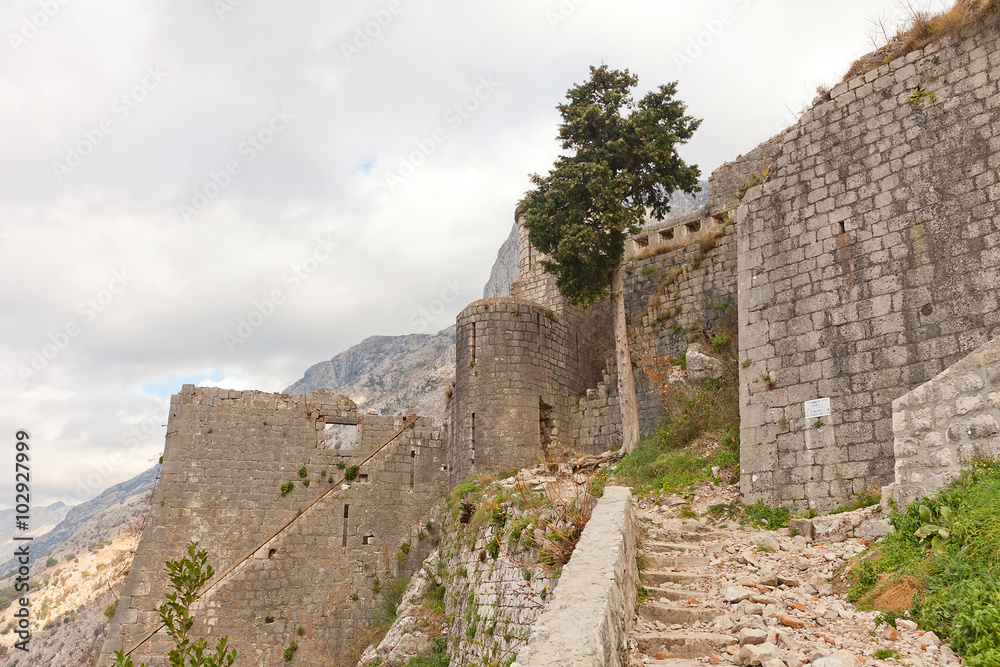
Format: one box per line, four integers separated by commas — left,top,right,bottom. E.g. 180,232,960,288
448,298,603,479
738,27,1000,511
708,133,784,214
572,220,739,451
98,387,447,667
892,333,1000,505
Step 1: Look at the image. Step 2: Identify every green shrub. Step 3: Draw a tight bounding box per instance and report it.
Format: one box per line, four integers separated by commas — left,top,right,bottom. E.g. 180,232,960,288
112,542,237,667
853,459,1000,665
345,465,359,481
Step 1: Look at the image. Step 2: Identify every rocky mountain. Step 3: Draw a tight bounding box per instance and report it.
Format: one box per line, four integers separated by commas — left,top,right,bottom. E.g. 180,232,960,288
0,466,158,664
483,223,519,299
0,501,72,560
0,465,159,572
284,327,456,423
654,179,710,220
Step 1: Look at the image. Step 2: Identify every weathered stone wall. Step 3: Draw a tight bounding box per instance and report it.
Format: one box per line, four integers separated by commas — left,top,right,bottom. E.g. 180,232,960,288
892,333,1000,505
98,387,448,667
449,299,603,480
707,133,784,214
512,486,636,667
440,523,557,667
572,221,739,451
738,27,1000,511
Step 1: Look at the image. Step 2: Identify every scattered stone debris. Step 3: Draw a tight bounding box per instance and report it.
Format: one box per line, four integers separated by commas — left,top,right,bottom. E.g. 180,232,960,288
628,503,959,667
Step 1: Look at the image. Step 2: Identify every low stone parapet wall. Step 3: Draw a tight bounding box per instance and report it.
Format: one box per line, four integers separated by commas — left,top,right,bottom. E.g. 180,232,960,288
892,334,1000,505
512,486,637,667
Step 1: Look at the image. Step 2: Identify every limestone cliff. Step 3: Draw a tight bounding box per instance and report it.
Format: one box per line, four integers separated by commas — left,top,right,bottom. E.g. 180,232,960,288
483,222,519,299
284,326,456,422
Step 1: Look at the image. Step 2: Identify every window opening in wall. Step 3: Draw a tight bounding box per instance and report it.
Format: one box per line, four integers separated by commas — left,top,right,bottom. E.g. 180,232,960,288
362,534,374,545
635,236,649,248
660,229,675,242
685,220,701,233
838,221,846,234
539,399,555,457
324,423,357,451
471,322,477,368
342,504,349,547
267,548,276,559
358,474,369,483
470,413,476,465
265,616,275,624
410,450,416,490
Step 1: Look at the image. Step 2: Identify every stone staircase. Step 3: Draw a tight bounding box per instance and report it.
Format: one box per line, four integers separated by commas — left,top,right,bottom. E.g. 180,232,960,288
629,520,738,666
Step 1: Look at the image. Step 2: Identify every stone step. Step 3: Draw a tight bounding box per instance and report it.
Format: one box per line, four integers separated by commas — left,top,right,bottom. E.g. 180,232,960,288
647,554,711,569
656,530,730,543
641,570,713,587
643,586,704,602
644,541,704,554
633,631,737,659
639,603,722,626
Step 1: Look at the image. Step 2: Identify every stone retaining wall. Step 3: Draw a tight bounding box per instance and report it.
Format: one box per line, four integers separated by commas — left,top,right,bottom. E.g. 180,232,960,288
892,333,1000,505
512,486,636,667
738,26,1000,512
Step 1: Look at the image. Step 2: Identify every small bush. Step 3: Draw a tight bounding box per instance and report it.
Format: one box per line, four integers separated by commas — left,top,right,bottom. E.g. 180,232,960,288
345,465,359,481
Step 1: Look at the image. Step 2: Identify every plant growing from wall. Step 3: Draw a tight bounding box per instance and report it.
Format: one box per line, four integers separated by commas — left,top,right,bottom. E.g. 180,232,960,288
280,482,294,497
345,465,359,481
910,86,937,104
518,64,701,455
112,542,237,667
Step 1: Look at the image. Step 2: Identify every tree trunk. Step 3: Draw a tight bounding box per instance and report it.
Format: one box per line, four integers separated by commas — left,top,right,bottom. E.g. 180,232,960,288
611,264,640,454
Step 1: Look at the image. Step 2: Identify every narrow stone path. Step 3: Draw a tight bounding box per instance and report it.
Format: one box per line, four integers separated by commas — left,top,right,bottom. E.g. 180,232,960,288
628,505,960,667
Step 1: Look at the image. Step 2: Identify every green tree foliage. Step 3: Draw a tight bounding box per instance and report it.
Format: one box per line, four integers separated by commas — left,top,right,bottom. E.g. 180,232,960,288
518,64,701,453
518,64,701,307
113,542,237,667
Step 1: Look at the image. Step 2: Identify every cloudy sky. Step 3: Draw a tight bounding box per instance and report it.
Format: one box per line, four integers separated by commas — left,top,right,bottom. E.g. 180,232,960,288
0,0,949,508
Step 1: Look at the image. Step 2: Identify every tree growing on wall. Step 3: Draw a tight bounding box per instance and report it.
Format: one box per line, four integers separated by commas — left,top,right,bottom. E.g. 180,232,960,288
113,541,238,667
518,65,701,454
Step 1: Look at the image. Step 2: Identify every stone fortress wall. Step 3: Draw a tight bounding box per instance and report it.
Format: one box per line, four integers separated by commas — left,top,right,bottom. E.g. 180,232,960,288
102,21,1000,667
738,25,1000,511
99,387,448,667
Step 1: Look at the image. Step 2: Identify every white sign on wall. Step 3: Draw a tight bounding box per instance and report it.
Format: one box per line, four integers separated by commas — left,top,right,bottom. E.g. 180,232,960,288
804,398,832,419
